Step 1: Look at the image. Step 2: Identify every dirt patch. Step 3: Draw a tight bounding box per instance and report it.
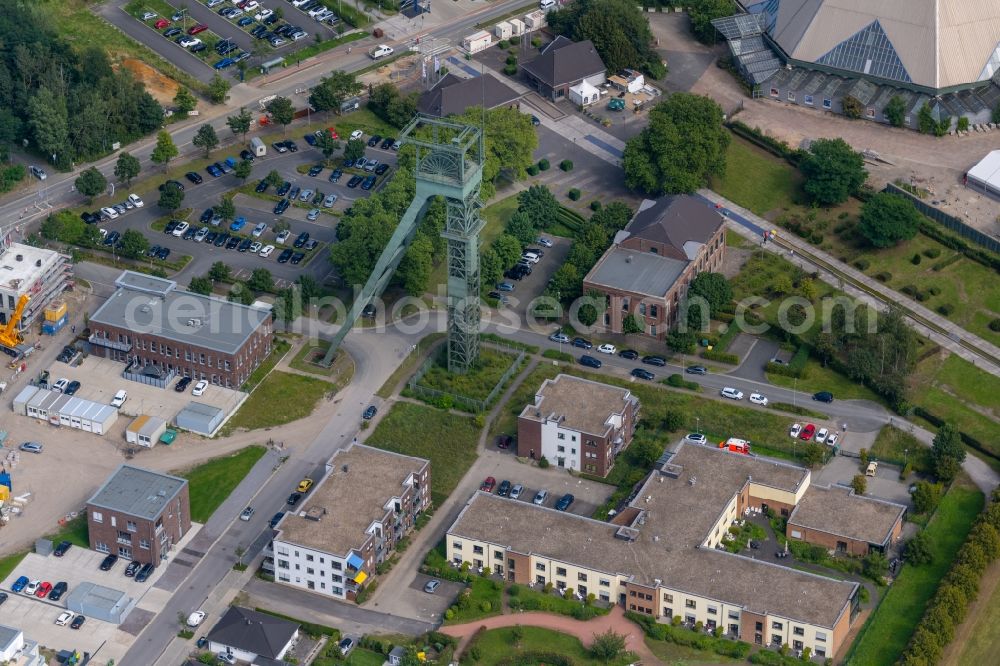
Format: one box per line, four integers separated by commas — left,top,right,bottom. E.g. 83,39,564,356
121,58,181,107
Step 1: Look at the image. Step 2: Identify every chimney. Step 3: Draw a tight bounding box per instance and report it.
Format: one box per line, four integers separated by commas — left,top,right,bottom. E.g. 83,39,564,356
343,464,349,473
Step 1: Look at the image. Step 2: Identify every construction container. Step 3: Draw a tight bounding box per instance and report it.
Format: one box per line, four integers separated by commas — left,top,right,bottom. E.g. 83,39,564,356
495,21,512,40
41,313,67,336
44,300,67,322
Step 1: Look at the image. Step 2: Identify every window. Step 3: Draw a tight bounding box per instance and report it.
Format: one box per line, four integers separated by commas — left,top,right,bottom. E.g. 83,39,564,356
787,92,795,102
557,433,565,440
556,567,567,577
577,572,587,582
770,87,779,97
685,600,696,609
332,574,342,583
793,627,804,636
508,559,516,570
95,542,109,553
307,581,315,590
536,562,546,572
650,305,658,318
332,561,342,570
473,545,484,555
815,632,827,642
453,541,462,550
728,610,740,620
536,575,546,585
663,593,673,603
307,568,315,575
92,511,103,523
600,579,610,587
306,554,314,562
771,621,783,630
557,445,565,452
823,98,832,109
708,606,717,615
755,622,763,631
793,640,804,651
140,539,150,549
126,520,137,532
332,586,343,595
639,303,646,316
279,574,291,582
804,94,814,106
494,551,503,561
117,546,131,558
277,559,290,569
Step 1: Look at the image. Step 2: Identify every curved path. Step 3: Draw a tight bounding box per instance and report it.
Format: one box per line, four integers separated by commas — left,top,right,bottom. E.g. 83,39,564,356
441,606,662,665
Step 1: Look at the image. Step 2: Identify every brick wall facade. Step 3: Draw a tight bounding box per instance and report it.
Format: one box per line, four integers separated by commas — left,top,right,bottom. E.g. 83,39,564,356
786,515,903,557
86,484,190,565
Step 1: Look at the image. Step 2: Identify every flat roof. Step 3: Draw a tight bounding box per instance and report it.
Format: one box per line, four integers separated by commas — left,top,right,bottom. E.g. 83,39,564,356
0,624,19,652
89,270,269,355
519,374,633,436
449,444,855,629
87,464,187,521
277,444,428,556
788,485,906,546
0,243,62,293
585,246,688,298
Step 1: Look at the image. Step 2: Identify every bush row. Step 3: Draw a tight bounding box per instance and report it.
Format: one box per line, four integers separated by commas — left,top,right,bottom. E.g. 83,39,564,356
495,653,575,666
702,349,739,364
627,611,752,659
912,407,1000,464
253,608,339,640
665,374,699,391
727,121,805,166
917,218,1000,274
899,489,1000,665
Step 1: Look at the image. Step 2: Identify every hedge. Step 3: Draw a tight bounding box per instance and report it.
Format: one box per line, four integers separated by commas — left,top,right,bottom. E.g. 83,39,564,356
665,374,699,391
627,612,752,660
702,349,739,364
912,406,1000,464
727,121,806,166
917,218,1000,274
899,489,1000,664
495,654,574,666
254,608,340,640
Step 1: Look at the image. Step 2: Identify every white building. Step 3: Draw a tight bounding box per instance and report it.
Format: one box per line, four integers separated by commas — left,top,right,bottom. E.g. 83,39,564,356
13,385,119,435
0,242,72,332
0,624,45,666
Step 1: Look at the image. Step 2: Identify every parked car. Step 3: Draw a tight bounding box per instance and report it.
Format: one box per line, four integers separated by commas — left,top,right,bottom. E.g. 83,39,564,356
192,380,208,396
56,611,74,626
789,423,803,438
812,391,834,403
53,540,72,557
685,365,707,375
579,355,602,369
480,477,496,492
618,349,639,360
362,405,377,420
549,331,570,343
596,343,616,355
571,337,592,349
269,512,285,528
339,638,356,656
125,561,142,577
259,244,275,258
423,580,441,594
533,489,549,505
510,484,524,500
187,611,206,627
11,577,28,593
369,44,394,59
721,387,744,400
135,563,155,582
631,368,655,380
799,424,816,441
277,248,293,263
685,433,707,444
816,428,829,444
70,615,86,630
287,492,302,506
255,180,269,193
100,554,118,571
308,164,323,177
642,355,667,366
35,581,52,598
497,480,512,497
29,165,47,180
555,494,575,511
19,442,42,454
749,392,768,406
297,478,314,493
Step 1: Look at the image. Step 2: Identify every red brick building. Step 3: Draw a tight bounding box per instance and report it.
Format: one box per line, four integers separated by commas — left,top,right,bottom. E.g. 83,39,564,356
787,484,906,556
516,374,639,477
583,196,726,340
86,464,191,565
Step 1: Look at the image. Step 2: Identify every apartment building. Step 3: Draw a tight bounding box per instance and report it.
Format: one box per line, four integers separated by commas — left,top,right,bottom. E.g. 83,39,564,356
447,443,861,660
516,374,639,477
0,623,45,666
787,484,906,557
86,464,191,564
0,242,72,332
583,196,726,340
271,444,430,601
88,271,272,388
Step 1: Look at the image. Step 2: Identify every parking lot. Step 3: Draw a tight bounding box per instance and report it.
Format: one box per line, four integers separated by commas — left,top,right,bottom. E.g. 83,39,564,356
472,449,613,518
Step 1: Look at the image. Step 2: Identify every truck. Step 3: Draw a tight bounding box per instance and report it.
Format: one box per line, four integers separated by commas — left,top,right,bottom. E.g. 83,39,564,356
250,136,266,157
719,437,751,455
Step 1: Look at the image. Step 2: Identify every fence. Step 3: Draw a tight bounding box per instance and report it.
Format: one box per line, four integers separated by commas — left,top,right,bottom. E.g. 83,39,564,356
406,342,526,413
883,183,1000,254
122,364,176,389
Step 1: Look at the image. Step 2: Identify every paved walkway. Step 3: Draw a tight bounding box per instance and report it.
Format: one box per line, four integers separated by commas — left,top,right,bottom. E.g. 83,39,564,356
441,606,662,664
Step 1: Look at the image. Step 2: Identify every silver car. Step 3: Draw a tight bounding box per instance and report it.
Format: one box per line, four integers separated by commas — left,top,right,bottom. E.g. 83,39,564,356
322,193,338,207
510,484,524,500
299,189,314,202
533,489,548,505
306,209,320,221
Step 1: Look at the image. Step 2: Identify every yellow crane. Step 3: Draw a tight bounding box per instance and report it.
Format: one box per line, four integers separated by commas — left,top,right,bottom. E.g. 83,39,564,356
0,294,29,350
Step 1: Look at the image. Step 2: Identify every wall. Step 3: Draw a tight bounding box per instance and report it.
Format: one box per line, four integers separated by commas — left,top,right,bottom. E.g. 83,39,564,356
272,540,353,599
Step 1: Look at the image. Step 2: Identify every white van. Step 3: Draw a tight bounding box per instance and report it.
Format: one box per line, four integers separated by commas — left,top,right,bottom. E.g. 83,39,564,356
250,136,266,158
521,251,540,264
111,390,128,408
369,45,394,60
539,0,557,10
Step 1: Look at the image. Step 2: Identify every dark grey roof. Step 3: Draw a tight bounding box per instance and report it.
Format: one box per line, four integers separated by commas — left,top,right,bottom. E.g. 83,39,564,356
0,624,19,652
90,270,270,356
207,607,298,659
586,247,687,297
624,196,724,251
87,464,187,521
417,73,522,117
521,36,605,88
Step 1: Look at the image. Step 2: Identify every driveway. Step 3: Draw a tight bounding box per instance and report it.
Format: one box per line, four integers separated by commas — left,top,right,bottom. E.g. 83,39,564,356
729,336,778,383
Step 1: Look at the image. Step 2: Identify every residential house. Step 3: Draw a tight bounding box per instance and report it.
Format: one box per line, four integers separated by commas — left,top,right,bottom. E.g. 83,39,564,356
520,36,606,101
206,606,299,665
417,73,522,118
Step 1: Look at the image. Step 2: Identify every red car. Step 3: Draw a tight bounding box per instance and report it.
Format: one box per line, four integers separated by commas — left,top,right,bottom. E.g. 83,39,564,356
188,24,208,35
800,424,816,441
326,128,340,140
480,476,496,492
154,18,170,29
35,581,52,598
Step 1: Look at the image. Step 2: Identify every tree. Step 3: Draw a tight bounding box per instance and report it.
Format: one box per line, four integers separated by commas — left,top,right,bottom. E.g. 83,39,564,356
548,0,662,77
367,83,418,128
266,96,295,130
344,139,365,162
687,272,732,316
316,132,340,160
577,290,605,326
623,93,729,195
157,184,184,210
667,329,696,353
41,211,88,245
851,474,867,495
188,276,214,295
228,282,255,305
247,268,274,292
479,247,503,292
209,261,232,282
115,152,141,186
841,95,863,119
456,106,537,199
207,73,230,104
264,169,284,189
506,211,536,245
118,229,150,259
858,192,921,248
800,138,867,206
75,167,106,202
234,159,253,182
309,70,363,113
173,87,197,115
193,123,219,158
28,87,69,165
905,531,934,566
885,95,906,128
863,551,888,579
150,130,178,170
630,437,663,468
917,103,950,136
227,107,252,141
688,0,735,44
590,629,627,662
397,235,434,296
912,481,943,514
216,195,236,222
518,185,560,229
932,423,966,483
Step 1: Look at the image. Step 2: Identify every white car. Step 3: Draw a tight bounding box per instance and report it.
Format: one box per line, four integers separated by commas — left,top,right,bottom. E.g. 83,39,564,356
596,344,616,355
172,221,189,237
252,222,267,237
111,389,128,408
249,241,262,253
254,8,273,21
721,387,744,400
275,230,290,244
29,165,47,180
299,188,314,202
826,433,839,447
789,423,803,438
242,0,260,11
24,580,40,595
192,380,208,397
536,237,553,248
685,433,707,444
315,8,335,21
749,392,768,406
350,129,364,141
128,193,144,208
56,611,74,626
178,37,202,49
186,611,206,627
259,244,275,258
141,11,157,20
52,378,70,393
308,5,328,17
101,206,119,219
369,45,393,59
816,428,829,444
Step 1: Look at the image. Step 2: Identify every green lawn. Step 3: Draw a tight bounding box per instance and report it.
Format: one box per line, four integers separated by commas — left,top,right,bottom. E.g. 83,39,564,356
342,648,385,666
177,445,267,522
366,402,480,507
288,342,355,382
644,637,741,664
955,565,1000,666
469,626,634,666
766,358,886,403
870,425,932,474
0,552,27,582
242,338,291,391
416,348,520,403
444,576,503,624
482,195,520,247
227,371,335,432
847,479,984,665
709,135,804,216
376,332,446,398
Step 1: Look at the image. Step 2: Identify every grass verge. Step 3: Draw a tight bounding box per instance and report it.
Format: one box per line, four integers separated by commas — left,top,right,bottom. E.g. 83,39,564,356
846,477,984,665
709,134,804,215
375,332,445,399
288,341,355,382
415,348,520,402
225,371,335,432
178,445,267,522
468,626,634,666
444,576,503,624
366,402,479,507
870,425,932,474
241,338,291,392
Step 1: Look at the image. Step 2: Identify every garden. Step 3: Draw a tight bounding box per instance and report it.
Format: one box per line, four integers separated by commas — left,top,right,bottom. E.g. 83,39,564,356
460,625,637,666
407,347,524,412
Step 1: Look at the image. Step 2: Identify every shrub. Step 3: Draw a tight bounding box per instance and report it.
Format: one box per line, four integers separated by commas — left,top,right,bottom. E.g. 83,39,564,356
590,200,602,211
538,456,550,468
509,35,520,44
538,158,550,171
990,319,1000,332
503,64,517,75
911,253,922,265
875,271,892,282
927,285,941,296
567,188,581,201
923,247,941,258
526,165,539,176
810,232,824,245
938,303,955,316
702,350,739,364
497,39,508,48
560,159,574,172
505,54,516,66
854,259,870,271
532,37,542,47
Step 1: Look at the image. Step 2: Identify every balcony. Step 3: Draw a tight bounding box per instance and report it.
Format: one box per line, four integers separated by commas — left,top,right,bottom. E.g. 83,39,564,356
116,537,132,546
